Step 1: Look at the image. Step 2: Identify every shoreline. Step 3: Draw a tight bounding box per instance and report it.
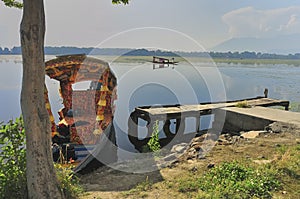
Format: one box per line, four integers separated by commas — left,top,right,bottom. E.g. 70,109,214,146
1,54,300,66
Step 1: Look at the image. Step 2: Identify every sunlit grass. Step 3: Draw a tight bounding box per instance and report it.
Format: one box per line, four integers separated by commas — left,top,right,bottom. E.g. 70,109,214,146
121,144,300,199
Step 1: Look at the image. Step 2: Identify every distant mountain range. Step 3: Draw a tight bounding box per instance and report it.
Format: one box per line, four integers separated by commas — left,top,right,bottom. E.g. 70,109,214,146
211,34,300,54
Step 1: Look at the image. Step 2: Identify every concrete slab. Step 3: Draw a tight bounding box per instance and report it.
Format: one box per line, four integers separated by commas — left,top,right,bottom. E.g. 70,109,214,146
221,106,300,128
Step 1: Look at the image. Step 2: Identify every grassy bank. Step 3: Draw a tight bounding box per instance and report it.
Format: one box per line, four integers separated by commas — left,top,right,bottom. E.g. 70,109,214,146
212,58,300,66
119,144,299,199
80,127,300,199
2,54,300,65
94,55,300,66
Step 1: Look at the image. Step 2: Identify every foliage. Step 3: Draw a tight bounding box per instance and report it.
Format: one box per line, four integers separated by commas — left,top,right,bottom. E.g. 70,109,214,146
0,118,83,199
141,120,161,154
194,161,281,199
0,117,27,199
1,0,22,8
112,0,129,4
1,0,128,8
147,120,161,153
117,143,300,199
235,100,251,108
54,164,83,199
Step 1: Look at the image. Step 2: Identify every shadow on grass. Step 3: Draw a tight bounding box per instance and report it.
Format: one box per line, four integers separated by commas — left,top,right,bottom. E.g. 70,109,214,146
78,159,163,192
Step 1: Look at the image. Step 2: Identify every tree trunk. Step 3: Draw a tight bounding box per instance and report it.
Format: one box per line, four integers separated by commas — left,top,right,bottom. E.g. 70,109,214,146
20,0,64,198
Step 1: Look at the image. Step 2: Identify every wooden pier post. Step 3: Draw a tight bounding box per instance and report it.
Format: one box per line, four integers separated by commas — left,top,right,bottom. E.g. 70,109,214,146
264,88,268,98
195,114,201,133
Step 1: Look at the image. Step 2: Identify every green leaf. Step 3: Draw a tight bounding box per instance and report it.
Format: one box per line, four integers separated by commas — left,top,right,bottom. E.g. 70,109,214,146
112,0,129,5
1,0,23,8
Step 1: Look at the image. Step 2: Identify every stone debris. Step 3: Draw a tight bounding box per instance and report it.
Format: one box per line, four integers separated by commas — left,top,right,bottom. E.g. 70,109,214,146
207,163,215,169
218,133,242,144
241,130,267,139
265,122,298,134
155,122,298,166
189,166,198,172
171,143,189,153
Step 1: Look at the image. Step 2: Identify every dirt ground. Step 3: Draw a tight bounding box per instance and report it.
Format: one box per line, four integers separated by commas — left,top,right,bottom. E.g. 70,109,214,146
78,122,300,199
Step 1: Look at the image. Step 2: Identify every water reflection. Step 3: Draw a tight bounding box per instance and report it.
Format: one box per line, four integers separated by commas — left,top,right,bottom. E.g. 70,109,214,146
1,55,300,124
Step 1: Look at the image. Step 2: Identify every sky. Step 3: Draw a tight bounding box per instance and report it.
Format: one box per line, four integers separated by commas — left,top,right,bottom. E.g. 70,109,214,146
1,0,300,52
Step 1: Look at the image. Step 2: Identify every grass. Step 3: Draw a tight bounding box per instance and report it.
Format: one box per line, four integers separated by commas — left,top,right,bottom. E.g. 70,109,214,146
90,55,300,66
272,102,300,112
119,144,299,199
174,161,281,199
122,176,152,198
273,144,300,198
212,58,300,66
289,102,300,112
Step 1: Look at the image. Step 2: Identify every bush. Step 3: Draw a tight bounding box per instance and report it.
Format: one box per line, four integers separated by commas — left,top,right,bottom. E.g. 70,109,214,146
197,161,281,199
0,117,27,199
174,161,281,198
0,117,83,199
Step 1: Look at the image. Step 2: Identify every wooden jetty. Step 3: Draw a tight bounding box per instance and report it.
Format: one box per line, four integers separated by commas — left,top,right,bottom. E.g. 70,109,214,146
128,96,290,151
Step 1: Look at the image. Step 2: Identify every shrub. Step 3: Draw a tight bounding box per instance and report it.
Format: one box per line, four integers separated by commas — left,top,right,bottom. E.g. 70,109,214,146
0,117,83,199
147,120,160,153
197,161,281,199
142,120,161,155
0,117,27,199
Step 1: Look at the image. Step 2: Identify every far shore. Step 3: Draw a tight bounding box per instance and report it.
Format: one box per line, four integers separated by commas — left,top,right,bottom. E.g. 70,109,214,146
1,54,300,66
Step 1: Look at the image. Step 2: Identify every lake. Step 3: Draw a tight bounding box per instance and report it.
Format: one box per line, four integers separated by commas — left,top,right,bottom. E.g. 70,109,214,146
1,55,299,155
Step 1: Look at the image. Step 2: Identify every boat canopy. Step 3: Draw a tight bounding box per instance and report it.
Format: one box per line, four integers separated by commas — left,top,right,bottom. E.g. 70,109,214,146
44,54,117,145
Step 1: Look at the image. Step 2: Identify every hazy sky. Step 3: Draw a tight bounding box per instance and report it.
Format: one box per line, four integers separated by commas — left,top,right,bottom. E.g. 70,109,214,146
1,0,300,51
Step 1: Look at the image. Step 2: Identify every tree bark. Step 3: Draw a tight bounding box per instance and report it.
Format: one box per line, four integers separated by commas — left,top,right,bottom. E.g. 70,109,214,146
20,0,64,198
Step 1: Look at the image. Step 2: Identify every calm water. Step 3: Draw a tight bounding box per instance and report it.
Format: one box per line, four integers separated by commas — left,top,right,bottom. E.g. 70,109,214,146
1,55,300,153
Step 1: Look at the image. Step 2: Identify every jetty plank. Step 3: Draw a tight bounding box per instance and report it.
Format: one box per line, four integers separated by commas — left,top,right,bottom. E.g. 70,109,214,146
135,98,289,118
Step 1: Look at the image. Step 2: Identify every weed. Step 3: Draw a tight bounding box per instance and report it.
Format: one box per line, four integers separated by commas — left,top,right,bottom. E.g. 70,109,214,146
148,120,161,152
235,101,251,108
55,164,83,198
142,120,161,156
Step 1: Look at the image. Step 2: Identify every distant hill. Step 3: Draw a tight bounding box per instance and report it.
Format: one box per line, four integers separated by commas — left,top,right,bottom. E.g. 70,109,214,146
212,34,300,54
1,46,300,60
0,46,178,57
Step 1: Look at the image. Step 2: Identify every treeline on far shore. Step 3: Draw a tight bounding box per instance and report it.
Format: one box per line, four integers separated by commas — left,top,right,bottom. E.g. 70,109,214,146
1,46,300,60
